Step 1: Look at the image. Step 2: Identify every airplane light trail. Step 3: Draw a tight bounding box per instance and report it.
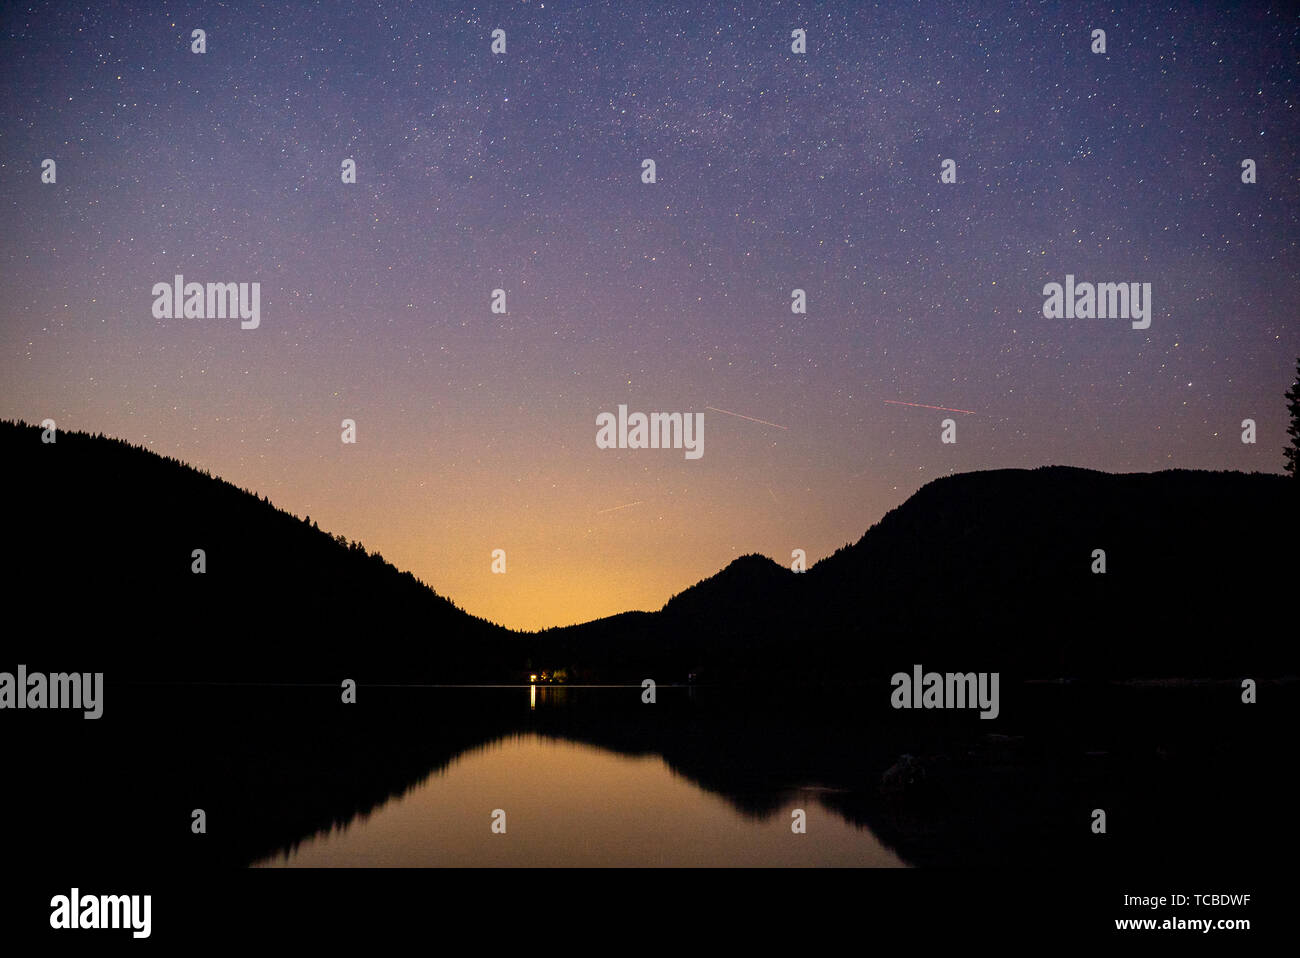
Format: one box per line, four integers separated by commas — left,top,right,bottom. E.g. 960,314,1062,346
884,400,978,415
705,406,788,429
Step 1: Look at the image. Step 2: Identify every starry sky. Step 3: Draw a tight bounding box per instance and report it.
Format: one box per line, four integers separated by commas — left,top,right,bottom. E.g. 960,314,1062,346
2,1,1297,630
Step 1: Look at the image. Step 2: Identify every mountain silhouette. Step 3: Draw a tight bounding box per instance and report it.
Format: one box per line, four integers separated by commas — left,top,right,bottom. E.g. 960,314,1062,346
4,420,1293,683
2,419,515,682
4,421,1295,872
537,466,1295,682
796,465,1296,680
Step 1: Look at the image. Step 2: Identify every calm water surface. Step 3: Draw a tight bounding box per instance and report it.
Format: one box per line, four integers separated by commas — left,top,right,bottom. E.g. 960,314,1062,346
255,730,906,867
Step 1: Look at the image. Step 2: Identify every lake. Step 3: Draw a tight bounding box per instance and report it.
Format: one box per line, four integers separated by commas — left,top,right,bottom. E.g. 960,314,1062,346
254,730,907,867
8,680,1275,871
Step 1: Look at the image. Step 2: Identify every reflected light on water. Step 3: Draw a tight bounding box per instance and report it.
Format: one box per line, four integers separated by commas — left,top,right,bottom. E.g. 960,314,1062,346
255,733,907,868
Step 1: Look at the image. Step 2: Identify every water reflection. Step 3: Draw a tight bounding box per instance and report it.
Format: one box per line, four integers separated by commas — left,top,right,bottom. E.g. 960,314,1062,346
12,682,1283,872
255,733,906,867
114,681,1275,871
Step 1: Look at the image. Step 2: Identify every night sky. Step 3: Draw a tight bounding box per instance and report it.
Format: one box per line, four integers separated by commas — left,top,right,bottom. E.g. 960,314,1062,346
2,1,1296,630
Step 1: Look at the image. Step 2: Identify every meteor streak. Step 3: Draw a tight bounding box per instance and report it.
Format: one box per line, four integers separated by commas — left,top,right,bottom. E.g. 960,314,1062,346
884,400,977,415
596,500,645,515
705,406,788,430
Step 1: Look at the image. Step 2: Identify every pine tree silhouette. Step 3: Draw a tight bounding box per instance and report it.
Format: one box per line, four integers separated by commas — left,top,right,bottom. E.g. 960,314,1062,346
1286,357,1300,479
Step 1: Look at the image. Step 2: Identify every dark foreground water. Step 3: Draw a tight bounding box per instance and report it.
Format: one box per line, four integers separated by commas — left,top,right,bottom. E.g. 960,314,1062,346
6,679,1295,869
